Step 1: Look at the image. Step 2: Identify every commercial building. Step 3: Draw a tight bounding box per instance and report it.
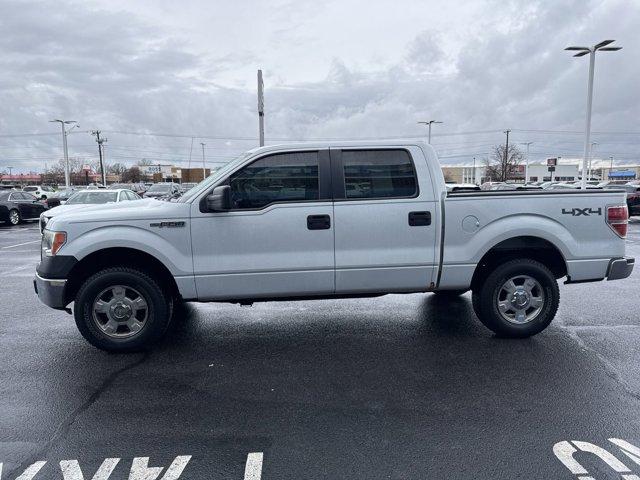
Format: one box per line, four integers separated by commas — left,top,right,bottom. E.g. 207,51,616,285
600,165,639,181
441,159,582,184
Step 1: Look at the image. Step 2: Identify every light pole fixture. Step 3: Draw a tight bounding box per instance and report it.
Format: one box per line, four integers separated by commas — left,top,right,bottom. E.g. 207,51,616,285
565,39,622,189
50,119,77,187
417,120,443,144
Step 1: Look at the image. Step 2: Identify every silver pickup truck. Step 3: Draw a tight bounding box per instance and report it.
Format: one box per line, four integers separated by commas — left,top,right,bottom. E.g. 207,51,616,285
35,141,634,351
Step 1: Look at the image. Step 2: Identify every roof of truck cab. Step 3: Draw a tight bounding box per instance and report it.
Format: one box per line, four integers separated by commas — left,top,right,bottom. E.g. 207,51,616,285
245,139,432,155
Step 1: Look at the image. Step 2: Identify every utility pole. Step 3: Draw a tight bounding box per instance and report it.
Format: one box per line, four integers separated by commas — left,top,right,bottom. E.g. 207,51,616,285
200,142,206,180
521,142,533,184
472,156,476,185
257,69,265,147
417,120,443,144
50,119,77,187
188,137,194,169
503,129,511,181
8,166,13,178
565,40,622,189
609,155,614,180
91,130,107,186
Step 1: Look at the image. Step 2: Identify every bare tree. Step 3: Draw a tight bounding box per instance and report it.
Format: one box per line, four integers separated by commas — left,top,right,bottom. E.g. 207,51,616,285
108,163,127,175
484,145,524,182
122,166,142,183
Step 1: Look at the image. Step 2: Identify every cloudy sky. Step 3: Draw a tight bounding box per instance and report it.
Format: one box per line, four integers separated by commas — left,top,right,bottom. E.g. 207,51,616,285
0,0,638,173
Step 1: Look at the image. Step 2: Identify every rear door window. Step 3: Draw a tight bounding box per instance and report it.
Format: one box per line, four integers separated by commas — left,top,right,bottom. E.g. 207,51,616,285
342,149,417,199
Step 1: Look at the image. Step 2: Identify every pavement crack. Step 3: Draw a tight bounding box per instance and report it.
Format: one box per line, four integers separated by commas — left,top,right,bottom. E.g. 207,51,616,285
6,352,150,478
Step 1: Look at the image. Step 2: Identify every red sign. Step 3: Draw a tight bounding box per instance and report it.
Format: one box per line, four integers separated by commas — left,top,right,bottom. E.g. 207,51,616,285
547,158,557,166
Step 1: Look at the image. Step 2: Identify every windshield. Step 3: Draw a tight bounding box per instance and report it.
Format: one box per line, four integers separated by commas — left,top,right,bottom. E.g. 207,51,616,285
66,191,118,204
178,151,253,203
148,184,172,192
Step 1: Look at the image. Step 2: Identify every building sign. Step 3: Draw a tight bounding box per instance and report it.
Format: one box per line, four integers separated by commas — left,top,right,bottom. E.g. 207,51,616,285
547,158,558,166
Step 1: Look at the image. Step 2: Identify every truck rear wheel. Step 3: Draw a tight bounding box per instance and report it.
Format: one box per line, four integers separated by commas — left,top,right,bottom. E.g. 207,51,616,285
74,267,172,352
472,258,559,338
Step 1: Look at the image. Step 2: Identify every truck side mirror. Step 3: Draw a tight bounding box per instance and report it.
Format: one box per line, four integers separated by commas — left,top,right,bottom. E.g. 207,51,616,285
206,185,231,211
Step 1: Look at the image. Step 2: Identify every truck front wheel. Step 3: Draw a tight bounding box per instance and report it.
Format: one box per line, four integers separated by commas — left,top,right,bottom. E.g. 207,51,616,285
472,258,559,338
74,267,172,352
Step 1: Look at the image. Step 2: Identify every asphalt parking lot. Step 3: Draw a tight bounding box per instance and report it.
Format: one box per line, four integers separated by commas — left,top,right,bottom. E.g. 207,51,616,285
1,221,639,480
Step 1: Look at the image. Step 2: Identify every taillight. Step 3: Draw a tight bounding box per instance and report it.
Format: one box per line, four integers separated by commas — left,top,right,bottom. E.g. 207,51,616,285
606,205,628,238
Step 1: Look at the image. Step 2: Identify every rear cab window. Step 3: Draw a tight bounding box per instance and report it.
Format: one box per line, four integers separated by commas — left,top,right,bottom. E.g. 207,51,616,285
341,149,418,199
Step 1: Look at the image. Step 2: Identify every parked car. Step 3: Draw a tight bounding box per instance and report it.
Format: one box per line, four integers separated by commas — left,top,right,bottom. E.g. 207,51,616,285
547,183,601,190
480,181,504,190
0,191,48,225
34,141,634,351
490,183,543,191
40,189,141,232
23,185,55,199
445,183,480,193
143,182,182,199
180,182,198,192
604,184,640,216
598,180,630,188
45,187,81,208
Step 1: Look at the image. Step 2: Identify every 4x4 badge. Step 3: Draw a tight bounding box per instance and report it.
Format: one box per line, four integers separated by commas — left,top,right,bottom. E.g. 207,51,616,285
562,208,602,216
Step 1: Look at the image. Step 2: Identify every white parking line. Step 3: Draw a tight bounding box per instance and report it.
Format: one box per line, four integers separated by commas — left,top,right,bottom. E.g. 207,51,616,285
244,453,264,480
0,240,40,249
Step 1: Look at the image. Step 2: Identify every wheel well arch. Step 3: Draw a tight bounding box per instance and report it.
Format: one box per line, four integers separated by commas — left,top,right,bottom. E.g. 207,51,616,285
470,236,567,291
65,247,179,304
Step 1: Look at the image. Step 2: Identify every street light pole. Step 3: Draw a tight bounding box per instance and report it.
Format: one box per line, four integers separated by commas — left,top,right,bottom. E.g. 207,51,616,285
521,142,533,184
417,120,443,144
589,141,598,181
50,119,77,187
257,69,265,147
565,40,622,189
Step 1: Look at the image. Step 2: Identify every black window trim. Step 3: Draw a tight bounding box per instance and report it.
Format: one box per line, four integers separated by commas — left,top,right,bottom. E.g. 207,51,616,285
329,147,420,202
199,148,332,213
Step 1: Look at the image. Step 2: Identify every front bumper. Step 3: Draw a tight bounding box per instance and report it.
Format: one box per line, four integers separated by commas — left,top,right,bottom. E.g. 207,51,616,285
33,272,68,309
606,256,635,281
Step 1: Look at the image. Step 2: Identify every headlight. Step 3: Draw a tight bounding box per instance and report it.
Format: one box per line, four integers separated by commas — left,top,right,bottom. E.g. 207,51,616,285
42,230,66,257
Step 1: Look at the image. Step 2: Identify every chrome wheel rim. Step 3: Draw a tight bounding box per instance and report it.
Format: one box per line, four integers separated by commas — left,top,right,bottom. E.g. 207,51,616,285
9,210,19,225
92,285,149,338
496,275,545,325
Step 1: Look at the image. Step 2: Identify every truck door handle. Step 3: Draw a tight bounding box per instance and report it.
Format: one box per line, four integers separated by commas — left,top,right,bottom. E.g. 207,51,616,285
408,211,431,226
307,214,331,230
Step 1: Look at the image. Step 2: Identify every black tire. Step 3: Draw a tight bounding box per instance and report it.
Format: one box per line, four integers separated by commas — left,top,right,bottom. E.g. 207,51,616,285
8,209,21,226
472,258,559,338
74,267,173,352
432,289,468,297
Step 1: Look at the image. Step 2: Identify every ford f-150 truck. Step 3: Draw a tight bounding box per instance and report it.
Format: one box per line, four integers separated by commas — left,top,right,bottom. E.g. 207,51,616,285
34,141,634,351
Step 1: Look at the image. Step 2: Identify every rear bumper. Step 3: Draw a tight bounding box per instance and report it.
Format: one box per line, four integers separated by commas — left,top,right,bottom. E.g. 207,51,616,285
606,256,635,281
33,272,68,309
